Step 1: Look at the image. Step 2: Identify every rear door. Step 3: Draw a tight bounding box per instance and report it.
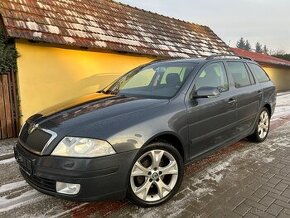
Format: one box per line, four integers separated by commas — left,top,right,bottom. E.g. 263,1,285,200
225,61,262,135
247,62,276,108
186,61,237,159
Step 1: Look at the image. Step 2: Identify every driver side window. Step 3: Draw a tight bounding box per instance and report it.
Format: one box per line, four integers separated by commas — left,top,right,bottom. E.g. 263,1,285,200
195,62,229,92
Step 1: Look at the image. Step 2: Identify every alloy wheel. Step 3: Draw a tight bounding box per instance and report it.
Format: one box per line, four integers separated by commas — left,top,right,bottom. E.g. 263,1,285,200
130,149,179,202
258,110,269,139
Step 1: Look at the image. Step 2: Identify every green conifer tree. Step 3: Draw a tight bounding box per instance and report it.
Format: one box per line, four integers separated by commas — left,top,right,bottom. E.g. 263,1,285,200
236,37,246,49
255,42,263,53
244,40,251,51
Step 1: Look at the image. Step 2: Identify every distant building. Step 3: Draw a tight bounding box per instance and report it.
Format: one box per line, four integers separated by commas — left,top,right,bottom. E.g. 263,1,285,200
232,48,290,92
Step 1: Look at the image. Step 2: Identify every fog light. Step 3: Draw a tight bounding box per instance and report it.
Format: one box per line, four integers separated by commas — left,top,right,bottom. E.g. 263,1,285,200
56,182,80,195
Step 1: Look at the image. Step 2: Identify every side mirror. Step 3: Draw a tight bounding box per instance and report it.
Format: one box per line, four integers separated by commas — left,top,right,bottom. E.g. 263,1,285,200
191,87,220,98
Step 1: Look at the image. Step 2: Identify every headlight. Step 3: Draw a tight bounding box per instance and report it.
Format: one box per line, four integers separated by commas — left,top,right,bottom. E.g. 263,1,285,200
51,137,116,157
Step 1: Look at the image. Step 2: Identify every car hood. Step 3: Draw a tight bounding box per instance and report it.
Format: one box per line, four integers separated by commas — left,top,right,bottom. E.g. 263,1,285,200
31,93,168,132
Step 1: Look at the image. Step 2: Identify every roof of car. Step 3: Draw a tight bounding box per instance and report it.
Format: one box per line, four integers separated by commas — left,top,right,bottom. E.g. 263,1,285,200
151,55,258,65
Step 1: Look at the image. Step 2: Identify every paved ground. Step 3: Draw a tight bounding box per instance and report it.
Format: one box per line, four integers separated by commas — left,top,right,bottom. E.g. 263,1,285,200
0,92,290,218
0,138,16,160
0,139,16,158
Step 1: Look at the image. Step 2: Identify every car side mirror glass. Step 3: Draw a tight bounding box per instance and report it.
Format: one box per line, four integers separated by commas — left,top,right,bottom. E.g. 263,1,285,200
191,87,220,99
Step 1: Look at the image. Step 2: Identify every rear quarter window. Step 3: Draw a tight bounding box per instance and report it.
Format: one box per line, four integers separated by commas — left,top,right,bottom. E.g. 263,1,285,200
248,63,270,83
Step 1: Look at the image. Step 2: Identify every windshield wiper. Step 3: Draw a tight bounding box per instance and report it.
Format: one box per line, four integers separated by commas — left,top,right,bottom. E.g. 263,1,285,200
97,90,107,94
107,91,119,95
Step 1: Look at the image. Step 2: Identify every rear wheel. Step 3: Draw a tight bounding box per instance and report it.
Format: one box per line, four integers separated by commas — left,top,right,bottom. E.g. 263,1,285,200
249,108,270,142
127,142,183,207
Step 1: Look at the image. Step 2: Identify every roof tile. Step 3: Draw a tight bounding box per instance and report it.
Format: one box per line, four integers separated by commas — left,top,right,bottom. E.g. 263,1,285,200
231,48,290,67
0,0,232,58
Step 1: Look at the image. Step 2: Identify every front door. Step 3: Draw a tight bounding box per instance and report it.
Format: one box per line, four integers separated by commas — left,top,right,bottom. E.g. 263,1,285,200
186,62,237,159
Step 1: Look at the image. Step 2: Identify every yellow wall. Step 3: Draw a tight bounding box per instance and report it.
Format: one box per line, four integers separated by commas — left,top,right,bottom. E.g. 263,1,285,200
16,41,289,123
262,66,290,92
16,41,154,123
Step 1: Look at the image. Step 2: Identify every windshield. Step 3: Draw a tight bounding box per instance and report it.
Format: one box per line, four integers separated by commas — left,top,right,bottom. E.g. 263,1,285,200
103,62,196,98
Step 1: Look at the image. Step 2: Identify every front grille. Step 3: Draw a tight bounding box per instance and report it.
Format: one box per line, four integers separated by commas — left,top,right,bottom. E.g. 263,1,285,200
19,122,53,154
25,129,52,153
21,169,56,192
15,148,33,175
19,122,30,141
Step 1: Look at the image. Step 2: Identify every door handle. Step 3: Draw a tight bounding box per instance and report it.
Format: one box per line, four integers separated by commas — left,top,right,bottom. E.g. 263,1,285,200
228,98,237,104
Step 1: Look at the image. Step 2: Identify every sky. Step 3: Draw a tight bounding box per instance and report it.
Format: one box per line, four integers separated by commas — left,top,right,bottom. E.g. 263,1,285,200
116,0,290,53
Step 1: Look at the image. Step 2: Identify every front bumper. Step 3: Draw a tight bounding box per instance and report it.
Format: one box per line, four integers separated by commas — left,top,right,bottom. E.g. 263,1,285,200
14,143,138,201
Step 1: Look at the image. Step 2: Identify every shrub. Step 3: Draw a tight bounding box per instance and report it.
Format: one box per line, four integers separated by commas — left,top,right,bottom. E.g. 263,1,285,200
0,27,18,74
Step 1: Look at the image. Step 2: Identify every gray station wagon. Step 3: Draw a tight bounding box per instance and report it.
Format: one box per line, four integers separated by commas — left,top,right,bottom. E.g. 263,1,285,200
15,55,276,207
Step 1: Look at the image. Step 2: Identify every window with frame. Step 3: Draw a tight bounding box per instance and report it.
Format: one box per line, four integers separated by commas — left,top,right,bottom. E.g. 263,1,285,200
195,62,229,92
160,67,191,84
248,63,270,83
105,62,196,98
227,62,251,88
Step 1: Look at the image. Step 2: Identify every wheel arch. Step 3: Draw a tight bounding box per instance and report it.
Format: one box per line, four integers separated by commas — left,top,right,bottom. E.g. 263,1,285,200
143,131,186,161
263,103,272,117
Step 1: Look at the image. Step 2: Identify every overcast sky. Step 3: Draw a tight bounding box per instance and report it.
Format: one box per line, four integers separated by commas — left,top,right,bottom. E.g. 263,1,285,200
116,0,290,53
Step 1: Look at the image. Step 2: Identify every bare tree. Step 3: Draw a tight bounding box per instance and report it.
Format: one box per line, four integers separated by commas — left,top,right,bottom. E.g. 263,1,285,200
263,45,269,55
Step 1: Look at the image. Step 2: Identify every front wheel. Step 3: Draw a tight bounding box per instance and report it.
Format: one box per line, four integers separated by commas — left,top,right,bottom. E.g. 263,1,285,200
249,108,270,142
127,142,183,207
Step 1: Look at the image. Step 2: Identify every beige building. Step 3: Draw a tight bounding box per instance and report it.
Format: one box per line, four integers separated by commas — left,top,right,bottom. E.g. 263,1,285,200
232,48,290,92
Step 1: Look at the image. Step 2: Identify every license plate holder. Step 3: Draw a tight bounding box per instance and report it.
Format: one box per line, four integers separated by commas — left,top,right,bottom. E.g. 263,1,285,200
15,148,33,176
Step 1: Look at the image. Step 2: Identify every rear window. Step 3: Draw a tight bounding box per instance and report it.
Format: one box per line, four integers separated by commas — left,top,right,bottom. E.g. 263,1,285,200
227,62,251,88
248,63,270,83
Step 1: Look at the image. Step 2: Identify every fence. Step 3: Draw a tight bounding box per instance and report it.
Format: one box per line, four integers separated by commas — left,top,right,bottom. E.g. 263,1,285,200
0,71,19,139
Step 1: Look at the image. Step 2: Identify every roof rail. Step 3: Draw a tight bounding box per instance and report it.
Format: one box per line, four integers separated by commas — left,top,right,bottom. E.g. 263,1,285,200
206,54,239,60
239,56,253,61
206,54,253,61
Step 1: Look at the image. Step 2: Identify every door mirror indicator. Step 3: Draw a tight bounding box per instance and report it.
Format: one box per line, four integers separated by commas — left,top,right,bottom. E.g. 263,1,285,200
191,87,220,99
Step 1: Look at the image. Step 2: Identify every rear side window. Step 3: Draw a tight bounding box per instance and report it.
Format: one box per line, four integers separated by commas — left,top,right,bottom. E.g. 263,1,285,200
227,62,251,88
248,63,270,83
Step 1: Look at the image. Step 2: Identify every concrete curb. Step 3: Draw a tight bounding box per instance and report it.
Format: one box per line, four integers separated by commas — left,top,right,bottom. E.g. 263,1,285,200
0,153,14,161
277,92,290,96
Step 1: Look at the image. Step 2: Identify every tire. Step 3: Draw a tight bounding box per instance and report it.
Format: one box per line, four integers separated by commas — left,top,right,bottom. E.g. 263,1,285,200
127,142,184,207
248,107,270,143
